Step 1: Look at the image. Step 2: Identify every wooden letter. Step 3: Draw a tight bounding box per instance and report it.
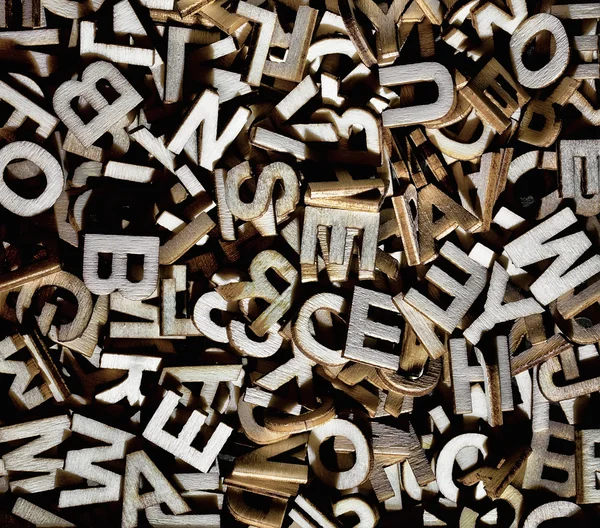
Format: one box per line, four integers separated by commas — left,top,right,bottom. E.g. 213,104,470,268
473,0,527,39
510,14,569,89
300,206,379,282
436,433,488,502
12,498,74,527
293,293,348,367
218,250,298,337
449,337,513,423
0,335,50,410
538,345,600,401
505,208,600,305
53,61,142,148
0,142,63,217
83,234,160,301
333,496,378,528
379,63,455,127
523,373,576,497
16,271,93,342
255,343,316,394
263,6,318,82
59,415,134,507
576,429,600,503
236,2,276,86
0,416,70,493
344,286,402,370
559,139,600,216
417,184,479,263
461,58,530,133
308,419,372,490
0,79,58,139
143,390,232,473
96,354,162,406
392,184,419,266
122,451,190,528
352,0,406,64
225,161,299,224
464,262,544,344
166,89,250,170
80,20,156,67
161,269,201,337
405,242,486,333
522,502,582,527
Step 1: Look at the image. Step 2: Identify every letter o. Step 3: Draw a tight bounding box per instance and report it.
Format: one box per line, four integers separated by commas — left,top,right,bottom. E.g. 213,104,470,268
308,419,371,489
510,14,569,89
0,141,63,217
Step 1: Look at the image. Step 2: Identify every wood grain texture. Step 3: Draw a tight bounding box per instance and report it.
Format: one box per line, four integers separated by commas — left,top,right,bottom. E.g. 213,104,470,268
225,161,299,223
464,262,544,344
0,415,70,493
405,242,486,333
122,451,190,528
84,234,159,301
417,184,480,263
96,354,162,406
59,415,134,507
344,286,402,370
522,501,582,527
53,61,142,148
308,419,372,490
379,63,455,127
505,208,600,305
0,142,63,216
12,499,74,527
436,433,488,502
510,14,569,89
16,270,93,342
300,206,379,282
218,250,298,337
143,390,233,473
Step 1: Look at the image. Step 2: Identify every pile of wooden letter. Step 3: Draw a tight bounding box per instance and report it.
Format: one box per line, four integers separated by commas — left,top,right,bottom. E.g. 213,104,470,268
2,0,600,525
